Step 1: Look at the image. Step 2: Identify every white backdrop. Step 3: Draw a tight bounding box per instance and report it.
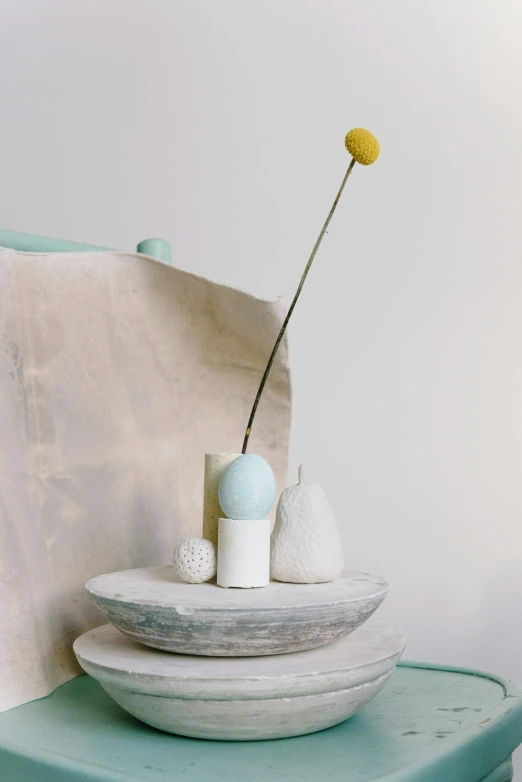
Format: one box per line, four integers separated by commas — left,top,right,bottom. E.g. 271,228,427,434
1,0,521,769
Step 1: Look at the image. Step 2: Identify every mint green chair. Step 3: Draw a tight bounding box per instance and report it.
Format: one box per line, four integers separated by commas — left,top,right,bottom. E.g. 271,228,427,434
0,663,521,781
0,228,172,264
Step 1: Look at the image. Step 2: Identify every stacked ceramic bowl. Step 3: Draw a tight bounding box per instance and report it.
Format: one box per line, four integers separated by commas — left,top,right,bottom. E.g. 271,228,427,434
73,566,405,740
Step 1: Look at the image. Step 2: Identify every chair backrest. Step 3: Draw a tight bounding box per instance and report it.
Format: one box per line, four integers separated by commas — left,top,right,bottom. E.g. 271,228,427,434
0,229,172,264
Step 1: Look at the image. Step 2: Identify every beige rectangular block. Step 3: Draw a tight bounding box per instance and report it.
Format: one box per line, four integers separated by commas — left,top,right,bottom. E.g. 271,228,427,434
202,453,240,545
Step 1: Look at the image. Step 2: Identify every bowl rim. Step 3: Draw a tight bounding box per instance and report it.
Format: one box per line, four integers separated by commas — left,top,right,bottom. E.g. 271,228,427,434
85,566,390,612
73,622,406,700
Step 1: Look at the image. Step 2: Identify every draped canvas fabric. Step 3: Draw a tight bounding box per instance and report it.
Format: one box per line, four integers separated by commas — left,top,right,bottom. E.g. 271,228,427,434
0,248,291,713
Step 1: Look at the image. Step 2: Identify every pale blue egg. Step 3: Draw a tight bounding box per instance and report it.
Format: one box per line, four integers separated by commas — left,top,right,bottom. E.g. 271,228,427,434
218,454,276,520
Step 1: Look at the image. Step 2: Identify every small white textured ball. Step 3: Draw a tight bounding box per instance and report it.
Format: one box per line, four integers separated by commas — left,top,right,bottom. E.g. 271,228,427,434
173,538,217,584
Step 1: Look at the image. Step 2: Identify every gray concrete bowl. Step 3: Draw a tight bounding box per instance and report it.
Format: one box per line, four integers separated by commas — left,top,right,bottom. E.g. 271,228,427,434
85,566,389,656
74,622,406,740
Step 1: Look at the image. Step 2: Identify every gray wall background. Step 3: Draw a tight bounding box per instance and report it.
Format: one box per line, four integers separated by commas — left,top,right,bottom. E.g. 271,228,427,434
1,0,521,767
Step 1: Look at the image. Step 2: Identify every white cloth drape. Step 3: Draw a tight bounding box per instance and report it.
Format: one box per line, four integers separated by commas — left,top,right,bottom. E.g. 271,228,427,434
0,248,291,712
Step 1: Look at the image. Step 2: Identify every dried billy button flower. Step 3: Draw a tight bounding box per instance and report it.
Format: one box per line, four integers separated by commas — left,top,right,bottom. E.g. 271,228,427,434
242,129,380,453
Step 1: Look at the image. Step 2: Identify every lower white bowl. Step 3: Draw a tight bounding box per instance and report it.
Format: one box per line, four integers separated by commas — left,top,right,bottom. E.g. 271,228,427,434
74,622,406,741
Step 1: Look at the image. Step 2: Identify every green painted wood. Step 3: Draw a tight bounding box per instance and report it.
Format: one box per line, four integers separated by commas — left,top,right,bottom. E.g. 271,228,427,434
136,238,172,264
479,759,513,782
0,664,520,782
0,229,172,263
0,228,112,253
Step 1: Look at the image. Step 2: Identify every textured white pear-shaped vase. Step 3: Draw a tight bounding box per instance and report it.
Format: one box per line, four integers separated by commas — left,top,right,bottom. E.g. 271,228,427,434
271,465,344,584
202,453,241,545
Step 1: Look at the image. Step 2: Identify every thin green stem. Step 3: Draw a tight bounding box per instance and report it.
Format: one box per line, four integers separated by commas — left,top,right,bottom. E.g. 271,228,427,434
241,156,357,454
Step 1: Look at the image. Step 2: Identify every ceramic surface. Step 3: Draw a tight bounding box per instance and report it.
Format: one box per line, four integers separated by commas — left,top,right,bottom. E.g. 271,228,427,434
271,467,344,583
173,538,217,584
74,622,406,740
218,454,276,520
202,453,240,545
85,566,389,656
217,518,270,588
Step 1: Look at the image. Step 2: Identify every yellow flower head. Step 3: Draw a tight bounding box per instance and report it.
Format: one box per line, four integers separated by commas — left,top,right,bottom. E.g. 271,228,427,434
345,128,380,165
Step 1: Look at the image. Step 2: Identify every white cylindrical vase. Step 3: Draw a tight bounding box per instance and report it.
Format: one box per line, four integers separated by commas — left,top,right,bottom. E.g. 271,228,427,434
217,518,270,588
202,453,240,545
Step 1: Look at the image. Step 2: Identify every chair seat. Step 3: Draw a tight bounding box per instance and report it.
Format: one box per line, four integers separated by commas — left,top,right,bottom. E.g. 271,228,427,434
0,663,520,781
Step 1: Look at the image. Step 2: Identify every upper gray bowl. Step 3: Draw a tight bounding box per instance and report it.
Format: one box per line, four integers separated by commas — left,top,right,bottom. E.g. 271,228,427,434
86,566,389,656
